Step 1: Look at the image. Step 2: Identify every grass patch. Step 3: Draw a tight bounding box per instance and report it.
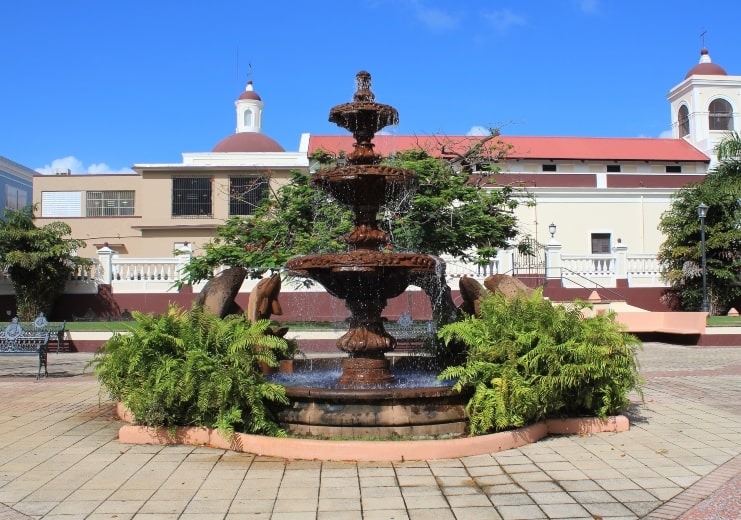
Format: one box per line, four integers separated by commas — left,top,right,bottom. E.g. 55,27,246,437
707,316,741,327
63,321,133,332
62,321,347,332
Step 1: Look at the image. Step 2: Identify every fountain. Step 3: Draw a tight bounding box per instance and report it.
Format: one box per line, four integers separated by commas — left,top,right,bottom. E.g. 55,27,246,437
278,71,468,438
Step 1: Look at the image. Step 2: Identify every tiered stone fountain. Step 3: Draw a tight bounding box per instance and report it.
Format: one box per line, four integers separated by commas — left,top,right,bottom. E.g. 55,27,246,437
279,72,467,438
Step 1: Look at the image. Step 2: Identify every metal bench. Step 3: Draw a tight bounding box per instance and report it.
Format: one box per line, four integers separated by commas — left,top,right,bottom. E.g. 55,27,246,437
386,313,435,351
30,313,67,353
0,318,50,379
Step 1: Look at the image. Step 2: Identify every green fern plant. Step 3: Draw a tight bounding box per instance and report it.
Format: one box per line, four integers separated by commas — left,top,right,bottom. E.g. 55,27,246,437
439,289,643,435
88,304,290,436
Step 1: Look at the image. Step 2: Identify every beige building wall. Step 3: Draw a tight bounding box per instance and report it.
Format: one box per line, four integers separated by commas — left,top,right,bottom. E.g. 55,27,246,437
33,167,297,258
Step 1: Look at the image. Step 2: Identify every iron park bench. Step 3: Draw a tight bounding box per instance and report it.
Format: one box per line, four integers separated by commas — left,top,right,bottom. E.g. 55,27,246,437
386,313,435,351
30,313,67,353
0,318,50,379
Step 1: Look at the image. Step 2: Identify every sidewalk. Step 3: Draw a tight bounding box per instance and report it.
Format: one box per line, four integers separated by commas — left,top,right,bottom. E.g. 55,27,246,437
0,343,739,519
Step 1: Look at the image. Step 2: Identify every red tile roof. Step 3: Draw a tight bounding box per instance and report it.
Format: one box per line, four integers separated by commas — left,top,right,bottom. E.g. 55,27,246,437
308,135,709,162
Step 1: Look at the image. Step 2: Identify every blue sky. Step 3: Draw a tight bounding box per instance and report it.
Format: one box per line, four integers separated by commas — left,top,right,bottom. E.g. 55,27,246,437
2,0,740,174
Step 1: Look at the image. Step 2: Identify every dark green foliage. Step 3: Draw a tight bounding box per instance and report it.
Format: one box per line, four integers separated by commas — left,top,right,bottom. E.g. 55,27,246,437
382,148,526,264
178,170,353,285
438,290,643,435
0,206,91,320
657,132,741,314
89,304,290,436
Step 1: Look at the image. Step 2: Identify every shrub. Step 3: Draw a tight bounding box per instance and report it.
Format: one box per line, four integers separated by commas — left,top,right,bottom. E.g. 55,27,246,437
88,304,290,436
438,290,643,435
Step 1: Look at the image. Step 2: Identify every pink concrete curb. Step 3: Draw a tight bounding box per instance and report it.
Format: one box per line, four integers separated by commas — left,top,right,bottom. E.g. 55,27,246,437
116,404,629,461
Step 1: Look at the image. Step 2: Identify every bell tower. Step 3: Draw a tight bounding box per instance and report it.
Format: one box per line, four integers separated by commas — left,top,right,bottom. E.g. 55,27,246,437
667,48,741,166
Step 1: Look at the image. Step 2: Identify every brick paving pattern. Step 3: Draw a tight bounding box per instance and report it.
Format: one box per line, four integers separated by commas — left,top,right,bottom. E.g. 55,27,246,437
0,343,739,519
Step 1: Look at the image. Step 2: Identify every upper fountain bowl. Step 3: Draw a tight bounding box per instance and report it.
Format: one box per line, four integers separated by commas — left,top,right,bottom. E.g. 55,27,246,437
329,101,398,138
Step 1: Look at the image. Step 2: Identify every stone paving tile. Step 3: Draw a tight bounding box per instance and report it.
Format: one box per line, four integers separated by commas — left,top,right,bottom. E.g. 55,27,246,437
2,346,741,519
361,509,409,519
496,504,547,519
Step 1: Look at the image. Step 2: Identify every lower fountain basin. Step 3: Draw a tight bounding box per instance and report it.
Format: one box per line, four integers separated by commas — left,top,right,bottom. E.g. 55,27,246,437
269,361,469,439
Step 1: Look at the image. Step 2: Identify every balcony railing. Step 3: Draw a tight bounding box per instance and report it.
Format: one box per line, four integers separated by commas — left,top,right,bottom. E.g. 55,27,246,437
0,244,669,297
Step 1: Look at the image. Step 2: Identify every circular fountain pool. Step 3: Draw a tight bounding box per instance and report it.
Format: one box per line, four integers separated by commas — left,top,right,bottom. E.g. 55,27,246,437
268,361,468,439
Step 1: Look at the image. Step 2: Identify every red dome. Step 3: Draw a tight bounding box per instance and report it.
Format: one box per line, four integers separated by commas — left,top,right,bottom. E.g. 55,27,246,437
238,80,262,101
211,132,285,153
239,91,262,101
685,48,728,79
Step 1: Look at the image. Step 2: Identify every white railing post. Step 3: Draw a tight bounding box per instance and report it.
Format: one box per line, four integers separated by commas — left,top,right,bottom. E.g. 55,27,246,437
499,246,515,275
545,239,563,284
97,246,114,284
175,242,192,284
613,240,628,282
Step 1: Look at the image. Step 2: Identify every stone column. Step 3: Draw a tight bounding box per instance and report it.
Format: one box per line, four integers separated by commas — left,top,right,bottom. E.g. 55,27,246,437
545,239,563,286
96,246,115,284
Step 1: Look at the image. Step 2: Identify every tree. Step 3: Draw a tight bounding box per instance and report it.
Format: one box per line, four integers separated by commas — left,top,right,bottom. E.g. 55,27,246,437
0,206,90,320
382,146,525,264
180,136,530,287
657,133,741,314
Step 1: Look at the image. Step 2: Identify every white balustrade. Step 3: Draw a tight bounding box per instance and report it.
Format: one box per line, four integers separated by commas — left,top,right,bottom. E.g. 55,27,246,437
442,256,499,279
625,254,662,276
110,258,186,282
561,255,616,276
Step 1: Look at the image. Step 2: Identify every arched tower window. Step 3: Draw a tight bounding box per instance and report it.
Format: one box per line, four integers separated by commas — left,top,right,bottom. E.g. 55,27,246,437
243,109,253,127
709,99,733,131
678,105,690,137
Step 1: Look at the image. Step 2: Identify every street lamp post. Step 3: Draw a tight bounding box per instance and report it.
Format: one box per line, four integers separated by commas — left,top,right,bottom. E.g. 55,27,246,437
697,203,709,313
544,223,557,287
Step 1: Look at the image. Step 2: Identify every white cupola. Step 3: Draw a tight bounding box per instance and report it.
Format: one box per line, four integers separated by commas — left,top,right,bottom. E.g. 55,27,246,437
235,80,264,134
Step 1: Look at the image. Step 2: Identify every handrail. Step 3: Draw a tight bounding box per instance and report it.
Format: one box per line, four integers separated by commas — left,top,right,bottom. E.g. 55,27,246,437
559,268,627,301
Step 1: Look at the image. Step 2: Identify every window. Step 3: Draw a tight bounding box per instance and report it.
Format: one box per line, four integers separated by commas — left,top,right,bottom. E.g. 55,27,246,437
709,99,734,131
86,190,134,216
243,109,253,127
666,165,682,173
606,164,621,173
41,191,82,217
678,105,690,136
591,233,611,254
542,164,557,172
229,176,268,216
5,186,27,211
172,177,212,217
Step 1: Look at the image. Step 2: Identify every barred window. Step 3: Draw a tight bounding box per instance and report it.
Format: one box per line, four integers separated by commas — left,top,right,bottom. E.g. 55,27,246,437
229,176,268,216
86,190,134,216
591,233,611,254
173,177,212,217
709,99,733,131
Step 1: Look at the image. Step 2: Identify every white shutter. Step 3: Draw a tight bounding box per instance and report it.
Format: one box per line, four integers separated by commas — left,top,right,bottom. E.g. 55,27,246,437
41,191,82,217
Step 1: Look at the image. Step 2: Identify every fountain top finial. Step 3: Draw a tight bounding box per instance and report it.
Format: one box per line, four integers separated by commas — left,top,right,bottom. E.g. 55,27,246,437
353,71,374,103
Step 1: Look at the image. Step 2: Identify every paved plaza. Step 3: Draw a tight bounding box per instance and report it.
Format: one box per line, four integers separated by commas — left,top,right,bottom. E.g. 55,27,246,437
0,343,740,519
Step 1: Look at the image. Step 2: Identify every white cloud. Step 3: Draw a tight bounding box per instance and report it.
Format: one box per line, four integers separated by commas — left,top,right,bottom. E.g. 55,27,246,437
408,0,459,30
466,126,490,136
658,129,674,139
481,9,526,32
35,156,134,175
574,0,599,14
